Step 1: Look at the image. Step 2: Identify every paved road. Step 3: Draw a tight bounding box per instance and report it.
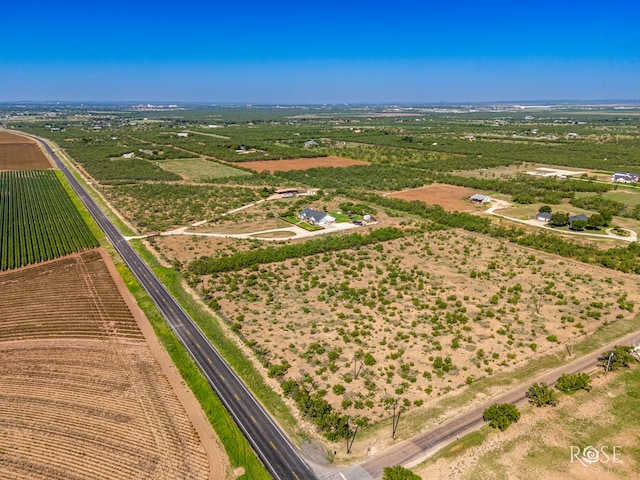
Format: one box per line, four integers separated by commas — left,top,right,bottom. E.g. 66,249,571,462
36,138,318,480
358,328,640,477
30,135,640,480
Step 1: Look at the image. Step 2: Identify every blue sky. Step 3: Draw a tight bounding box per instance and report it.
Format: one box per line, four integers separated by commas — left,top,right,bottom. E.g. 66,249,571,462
2,0,639,103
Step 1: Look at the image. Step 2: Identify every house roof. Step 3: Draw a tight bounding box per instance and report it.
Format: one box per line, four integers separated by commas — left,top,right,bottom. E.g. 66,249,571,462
612,172,639,181
537,212,552,220
470,194,490,201
569,214,589,223
299,208,330,223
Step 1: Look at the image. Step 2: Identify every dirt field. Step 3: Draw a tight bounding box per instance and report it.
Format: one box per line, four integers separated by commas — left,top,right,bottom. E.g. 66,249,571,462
205,229,640,434
0,249,229,480
387,184,483,212
238,156,369,173
0,132,52,170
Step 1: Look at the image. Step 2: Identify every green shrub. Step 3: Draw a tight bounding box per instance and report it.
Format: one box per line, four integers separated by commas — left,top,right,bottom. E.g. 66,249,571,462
526,382,559,407
556,373,592,393
483,403,521,431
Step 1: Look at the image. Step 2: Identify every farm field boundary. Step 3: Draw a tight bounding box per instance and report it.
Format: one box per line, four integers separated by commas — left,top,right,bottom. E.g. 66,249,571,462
0,170,98,271
0,249,222,480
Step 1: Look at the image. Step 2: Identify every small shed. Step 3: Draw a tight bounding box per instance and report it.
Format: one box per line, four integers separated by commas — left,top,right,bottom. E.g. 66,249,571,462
276,188,298,198
470,194,491,204
536,212,552,222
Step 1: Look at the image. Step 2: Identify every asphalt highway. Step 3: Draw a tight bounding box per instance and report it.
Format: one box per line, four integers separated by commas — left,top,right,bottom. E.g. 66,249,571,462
37,139,318,480
33,135,640,480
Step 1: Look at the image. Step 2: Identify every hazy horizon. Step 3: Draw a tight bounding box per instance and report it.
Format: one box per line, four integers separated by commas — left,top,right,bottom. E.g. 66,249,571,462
3,0,639,104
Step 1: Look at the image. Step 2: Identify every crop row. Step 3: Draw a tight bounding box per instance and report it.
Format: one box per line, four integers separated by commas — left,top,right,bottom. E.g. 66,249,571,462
0,170,99,271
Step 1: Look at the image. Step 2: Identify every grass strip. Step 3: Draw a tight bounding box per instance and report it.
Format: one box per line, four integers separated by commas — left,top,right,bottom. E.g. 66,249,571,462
115,258,272,480
130,239,300,434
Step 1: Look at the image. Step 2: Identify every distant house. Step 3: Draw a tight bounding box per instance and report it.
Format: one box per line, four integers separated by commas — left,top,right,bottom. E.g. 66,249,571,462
298,208,336,225
536,212,552,222
139,149,155,155
470,194,491,204
304,140,318,148
176,132,189,138
122,152,135,159
569,214,589,225
611,171,640,183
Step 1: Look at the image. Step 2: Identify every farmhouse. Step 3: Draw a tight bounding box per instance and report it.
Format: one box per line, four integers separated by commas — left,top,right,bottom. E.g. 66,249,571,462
122,152,135,159
611,171,639,183
470,194,491,203
536,212,552,222
304,140,318,147
176,132,189,138
298,208,336,225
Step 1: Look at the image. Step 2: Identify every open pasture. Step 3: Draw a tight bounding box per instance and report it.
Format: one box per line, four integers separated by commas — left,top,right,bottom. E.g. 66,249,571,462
157,157,252,181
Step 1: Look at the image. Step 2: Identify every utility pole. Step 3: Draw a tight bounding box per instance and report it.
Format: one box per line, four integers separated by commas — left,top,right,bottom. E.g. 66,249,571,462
346,420,359,454
605,351,614,372
392,400,401,439
354,352,364,380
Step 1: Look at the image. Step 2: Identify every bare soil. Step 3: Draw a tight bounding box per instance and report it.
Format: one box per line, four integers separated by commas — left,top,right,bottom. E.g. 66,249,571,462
0,249,229,480
0,132,52,170
238,156,369,173
387,184,483,212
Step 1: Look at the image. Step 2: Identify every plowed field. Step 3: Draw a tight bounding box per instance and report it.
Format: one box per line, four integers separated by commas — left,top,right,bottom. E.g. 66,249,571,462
387,184,480,212
0,249,226,480
0,132,52,170
239,156,369,172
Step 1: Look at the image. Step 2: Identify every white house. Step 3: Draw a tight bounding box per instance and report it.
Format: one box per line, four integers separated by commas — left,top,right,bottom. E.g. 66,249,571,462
298,208,336,225
611,172,639,184
177,132,189,138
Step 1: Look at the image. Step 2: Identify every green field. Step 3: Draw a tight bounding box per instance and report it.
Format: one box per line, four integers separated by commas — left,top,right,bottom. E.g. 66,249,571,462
0,170,99,271
157,158,252,181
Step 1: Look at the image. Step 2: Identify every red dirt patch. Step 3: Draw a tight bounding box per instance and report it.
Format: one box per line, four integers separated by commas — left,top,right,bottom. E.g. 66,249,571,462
238,156,369,173
0,132,36,144
0,132,52,171
387,184,482,212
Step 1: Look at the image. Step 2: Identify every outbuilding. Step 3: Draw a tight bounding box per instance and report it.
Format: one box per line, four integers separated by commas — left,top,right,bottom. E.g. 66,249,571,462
470,194,491,204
